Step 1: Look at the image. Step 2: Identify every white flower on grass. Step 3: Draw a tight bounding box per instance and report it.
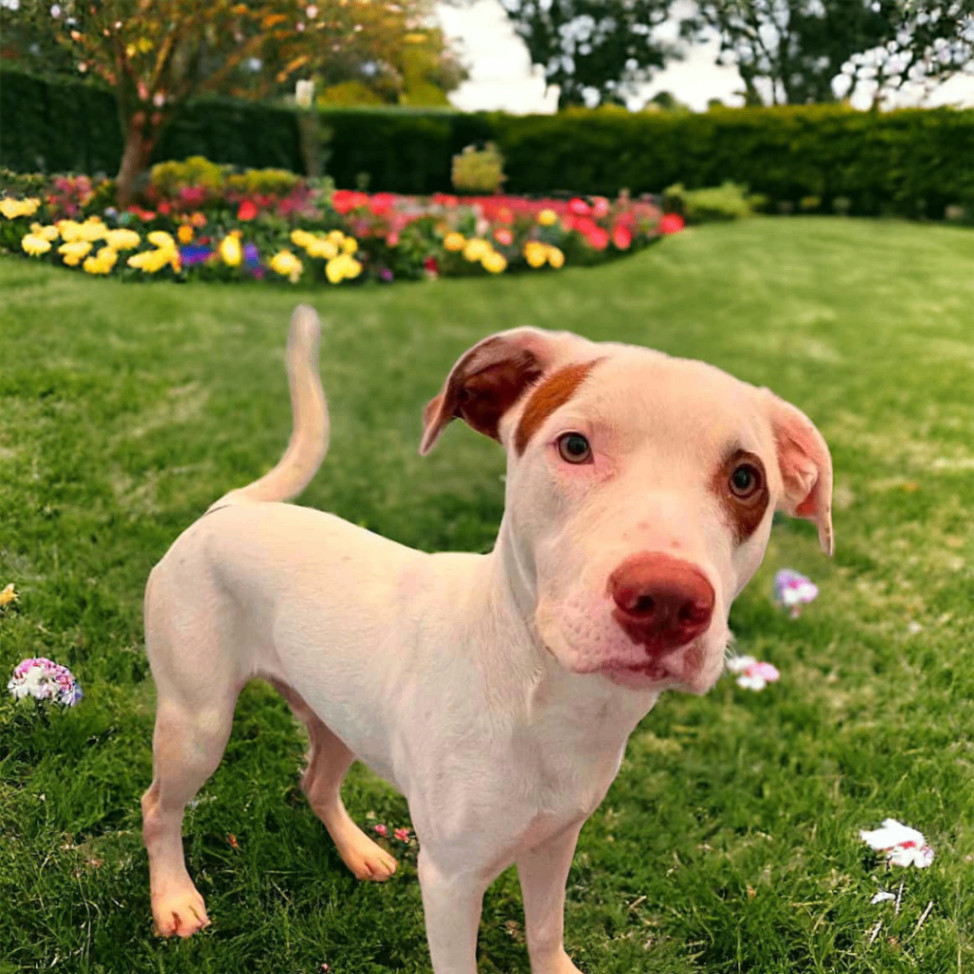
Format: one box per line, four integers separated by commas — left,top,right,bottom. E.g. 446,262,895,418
860,819,934,868
726,654,781,691
8,657,83,706
773,569,819,617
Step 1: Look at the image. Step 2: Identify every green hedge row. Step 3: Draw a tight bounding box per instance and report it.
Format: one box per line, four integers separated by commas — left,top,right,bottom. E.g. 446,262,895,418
3,66,973,217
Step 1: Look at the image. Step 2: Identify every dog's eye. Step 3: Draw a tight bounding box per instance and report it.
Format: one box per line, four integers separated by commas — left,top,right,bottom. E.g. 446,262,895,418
557,432,592,464
729,463,762,498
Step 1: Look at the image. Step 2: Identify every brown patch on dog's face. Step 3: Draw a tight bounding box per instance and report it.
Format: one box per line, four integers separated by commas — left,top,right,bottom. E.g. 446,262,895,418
711,448,770,543
514,361,600,455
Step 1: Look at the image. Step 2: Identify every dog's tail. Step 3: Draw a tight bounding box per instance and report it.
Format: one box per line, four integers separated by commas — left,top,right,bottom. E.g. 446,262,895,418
208,305,329,511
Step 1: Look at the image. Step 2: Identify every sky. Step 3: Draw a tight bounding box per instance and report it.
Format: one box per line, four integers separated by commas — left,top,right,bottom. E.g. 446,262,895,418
435,0,974,114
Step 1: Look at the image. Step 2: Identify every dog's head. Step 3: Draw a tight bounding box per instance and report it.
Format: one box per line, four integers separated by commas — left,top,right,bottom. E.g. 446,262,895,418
421,328,832,695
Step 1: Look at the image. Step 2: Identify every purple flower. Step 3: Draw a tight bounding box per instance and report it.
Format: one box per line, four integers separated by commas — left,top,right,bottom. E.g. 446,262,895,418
243,243,260,267
379,267,394,283
179,244,212,266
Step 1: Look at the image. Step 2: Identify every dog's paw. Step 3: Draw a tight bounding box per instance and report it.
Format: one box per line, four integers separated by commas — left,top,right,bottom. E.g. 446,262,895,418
152,885,211,938
336,832,399,882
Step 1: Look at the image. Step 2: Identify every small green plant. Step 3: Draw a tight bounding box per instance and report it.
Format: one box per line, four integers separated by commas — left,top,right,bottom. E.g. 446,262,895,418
150,155,227,198
663,182,755,223
451,142,506,195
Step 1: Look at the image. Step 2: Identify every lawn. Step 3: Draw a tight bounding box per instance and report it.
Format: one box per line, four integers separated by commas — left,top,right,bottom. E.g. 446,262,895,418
0,217,972,974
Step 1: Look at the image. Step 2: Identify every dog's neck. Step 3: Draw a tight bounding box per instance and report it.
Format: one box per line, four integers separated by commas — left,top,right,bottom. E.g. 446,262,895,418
462,514,658,734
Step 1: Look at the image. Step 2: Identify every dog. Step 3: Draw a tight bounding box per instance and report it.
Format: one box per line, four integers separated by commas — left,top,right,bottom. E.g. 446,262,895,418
142,305,832,972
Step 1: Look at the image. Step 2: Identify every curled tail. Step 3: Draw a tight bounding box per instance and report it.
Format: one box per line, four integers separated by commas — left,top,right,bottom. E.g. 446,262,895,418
209,305,329,511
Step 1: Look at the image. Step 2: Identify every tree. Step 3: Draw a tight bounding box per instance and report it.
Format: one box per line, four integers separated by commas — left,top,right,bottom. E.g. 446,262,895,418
1,0,461,204
498,0,686,108
696,1,974,107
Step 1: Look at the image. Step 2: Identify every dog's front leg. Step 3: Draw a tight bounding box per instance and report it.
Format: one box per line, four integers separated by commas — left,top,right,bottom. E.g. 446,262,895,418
517,822,585,974
418,850,490,973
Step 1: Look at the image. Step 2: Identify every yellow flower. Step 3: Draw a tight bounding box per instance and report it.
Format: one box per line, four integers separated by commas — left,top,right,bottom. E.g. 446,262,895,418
270,250,303,282
327,230,345,244
147,230,176,251
31,222,60,241
325,253,362,284
0,582,18,608
83,247,118,275
128,248,172,273
309,238,339,260
290,229,315,250
219,233,242,267
21,233,52,256
481,250,507,274
462,237,490,262
342,236,358,255
78,218,107,242
57,220,84,242
523,240,547,268
537,208,558,227
547,246,565,269
443,232,465,252
58,240,93,266
104,228,141,250
177,224,194,244
0,197,40,219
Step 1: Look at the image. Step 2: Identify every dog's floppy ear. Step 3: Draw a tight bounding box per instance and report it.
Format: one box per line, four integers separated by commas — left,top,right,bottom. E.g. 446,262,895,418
420,327,576,455
763,390,834,556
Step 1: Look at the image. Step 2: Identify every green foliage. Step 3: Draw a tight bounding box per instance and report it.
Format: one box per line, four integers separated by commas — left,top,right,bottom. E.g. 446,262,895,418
149,156,301,201
3,67,973,219
450,142,507,194
499,0,679,108
663,181,755,222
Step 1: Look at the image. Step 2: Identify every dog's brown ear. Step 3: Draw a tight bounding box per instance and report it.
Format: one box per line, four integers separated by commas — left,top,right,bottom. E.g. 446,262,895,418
420,328,574,455
764,391,834,556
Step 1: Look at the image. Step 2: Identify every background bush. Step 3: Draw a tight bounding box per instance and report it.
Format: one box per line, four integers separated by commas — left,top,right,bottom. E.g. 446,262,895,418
3,66,973,218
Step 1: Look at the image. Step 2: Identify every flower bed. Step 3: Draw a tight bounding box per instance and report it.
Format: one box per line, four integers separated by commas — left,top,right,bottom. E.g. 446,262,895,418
0,176,682,285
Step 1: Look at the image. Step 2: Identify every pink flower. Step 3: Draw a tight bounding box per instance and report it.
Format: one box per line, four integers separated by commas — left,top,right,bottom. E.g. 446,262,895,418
373,824,388,837
394,828,411,843
568,197,590,216
493,227,513,246
611,223,632,250
660,213,685,234
591,197,610,218
586,226,610,250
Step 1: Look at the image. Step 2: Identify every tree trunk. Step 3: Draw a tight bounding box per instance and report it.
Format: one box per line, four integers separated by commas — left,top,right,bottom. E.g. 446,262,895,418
116,112,156,209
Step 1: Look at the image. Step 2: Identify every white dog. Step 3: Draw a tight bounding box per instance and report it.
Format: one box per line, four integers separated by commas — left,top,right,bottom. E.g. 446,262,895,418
142,305,832,972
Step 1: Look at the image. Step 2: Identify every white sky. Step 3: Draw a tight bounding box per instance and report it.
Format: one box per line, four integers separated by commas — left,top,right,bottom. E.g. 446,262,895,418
435,0,974,113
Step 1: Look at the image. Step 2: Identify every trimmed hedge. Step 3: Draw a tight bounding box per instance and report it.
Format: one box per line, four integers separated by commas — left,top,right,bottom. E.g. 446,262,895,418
3,66,973,217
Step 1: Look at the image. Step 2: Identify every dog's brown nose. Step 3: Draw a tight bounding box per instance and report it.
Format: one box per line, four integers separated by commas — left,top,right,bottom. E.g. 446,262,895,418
608,553,715,655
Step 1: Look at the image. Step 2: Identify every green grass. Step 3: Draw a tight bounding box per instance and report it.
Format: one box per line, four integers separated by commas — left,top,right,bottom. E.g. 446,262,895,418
0,217,972,974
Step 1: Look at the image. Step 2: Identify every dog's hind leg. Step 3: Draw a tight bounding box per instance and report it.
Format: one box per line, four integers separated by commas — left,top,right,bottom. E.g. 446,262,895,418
271,679,398,882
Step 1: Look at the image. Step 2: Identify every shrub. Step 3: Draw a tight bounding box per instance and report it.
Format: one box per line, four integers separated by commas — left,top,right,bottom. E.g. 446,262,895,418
663,182,755,222
451,142,506,194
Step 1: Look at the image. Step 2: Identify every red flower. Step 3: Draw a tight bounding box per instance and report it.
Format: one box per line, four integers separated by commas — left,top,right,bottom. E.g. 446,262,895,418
424,256,439,279
332,189,369,215
157,200,172,216
572,215,597,237
493,227,513,246
369,192,397,217
237,199,259,221
660,213,686,235
592,197,610,218
586,226,610,250
568,197,590,216
611,223,632,249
